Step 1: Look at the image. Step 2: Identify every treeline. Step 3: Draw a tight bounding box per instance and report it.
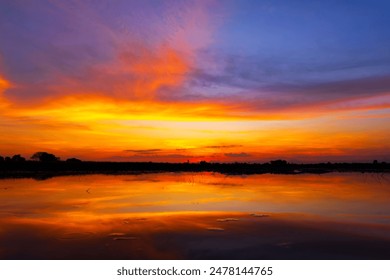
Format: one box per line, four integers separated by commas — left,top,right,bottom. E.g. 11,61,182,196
0,152,80,163
0,152,389,179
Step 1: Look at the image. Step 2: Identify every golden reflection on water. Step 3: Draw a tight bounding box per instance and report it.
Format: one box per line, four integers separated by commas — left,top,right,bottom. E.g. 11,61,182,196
1,172,389,219
0,172,390,259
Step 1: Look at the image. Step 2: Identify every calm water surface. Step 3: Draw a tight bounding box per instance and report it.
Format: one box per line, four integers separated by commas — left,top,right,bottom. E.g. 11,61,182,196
1,172,389,259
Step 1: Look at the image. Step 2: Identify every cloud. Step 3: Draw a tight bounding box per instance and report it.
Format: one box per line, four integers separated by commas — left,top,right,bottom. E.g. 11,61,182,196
184,48,390,113
124,149,162,154
3,0,389,117
0,0,222,104
185,68,390,116
107,153,191,162
224,152,250,158
189,48,390,90
245,76,390,113
0,75,10,96
175,145,243,152
205,145,243,149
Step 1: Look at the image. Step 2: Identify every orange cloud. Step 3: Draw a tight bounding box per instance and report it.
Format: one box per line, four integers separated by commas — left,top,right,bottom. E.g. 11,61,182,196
117,47,189,100
0,87,389,162
0,74,12,110
0,44,389,162
0,75,9,91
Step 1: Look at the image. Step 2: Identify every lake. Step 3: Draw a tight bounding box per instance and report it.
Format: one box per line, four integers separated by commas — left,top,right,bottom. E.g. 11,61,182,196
0,172,389,259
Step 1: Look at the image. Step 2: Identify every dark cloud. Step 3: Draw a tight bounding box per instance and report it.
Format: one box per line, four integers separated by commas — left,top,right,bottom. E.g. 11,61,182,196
185,55,390,111
107,153,191,162
265,75,390,97
182,47,390,110
224,152,250,158
175,145,243,152
245,75,390,111
124,149,162,154
189,48,390,91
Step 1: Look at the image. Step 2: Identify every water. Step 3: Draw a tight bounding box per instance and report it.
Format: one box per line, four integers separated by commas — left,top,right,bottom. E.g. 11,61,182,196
0,172,389,259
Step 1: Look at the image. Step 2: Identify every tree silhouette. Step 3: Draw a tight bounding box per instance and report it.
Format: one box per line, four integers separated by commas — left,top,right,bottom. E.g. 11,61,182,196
31,152,60,162
66,158,82,163
270,159,288,165
0,156,4,162
11,154,26,162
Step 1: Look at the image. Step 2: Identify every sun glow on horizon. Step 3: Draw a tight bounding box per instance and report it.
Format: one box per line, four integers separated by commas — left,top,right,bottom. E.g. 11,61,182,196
0,0,389,163
1,88,388,162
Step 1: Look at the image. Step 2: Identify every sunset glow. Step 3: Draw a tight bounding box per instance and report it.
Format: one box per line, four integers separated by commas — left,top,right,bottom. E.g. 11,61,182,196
0,0,389,162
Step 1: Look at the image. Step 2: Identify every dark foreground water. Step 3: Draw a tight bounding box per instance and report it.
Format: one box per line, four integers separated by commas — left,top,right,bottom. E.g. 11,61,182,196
0,172,389,259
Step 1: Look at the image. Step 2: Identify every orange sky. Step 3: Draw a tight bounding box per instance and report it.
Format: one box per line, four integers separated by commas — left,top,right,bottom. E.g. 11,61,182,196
1,68,389,162
0,0,389,163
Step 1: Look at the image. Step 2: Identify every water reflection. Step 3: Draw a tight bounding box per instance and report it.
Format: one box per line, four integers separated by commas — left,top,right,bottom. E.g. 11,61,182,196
0,172,389,259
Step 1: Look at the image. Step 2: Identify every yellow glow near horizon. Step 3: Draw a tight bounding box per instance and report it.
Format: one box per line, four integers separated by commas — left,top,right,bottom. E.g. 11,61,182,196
0,71,389,162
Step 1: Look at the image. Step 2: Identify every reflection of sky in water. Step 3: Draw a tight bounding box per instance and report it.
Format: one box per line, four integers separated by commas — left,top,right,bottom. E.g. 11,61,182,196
1,172,390,260
0,172,389,224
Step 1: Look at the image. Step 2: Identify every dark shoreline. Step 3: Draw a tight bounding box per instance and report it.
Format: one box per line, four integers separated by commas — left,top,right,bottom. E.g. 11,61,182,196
0,161,389,179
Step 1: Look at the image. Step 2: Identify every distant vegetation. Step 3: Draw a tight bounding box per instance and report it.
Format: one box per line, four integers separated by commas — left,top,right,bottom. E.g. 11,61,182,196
30,152,60,162
0,151,389,180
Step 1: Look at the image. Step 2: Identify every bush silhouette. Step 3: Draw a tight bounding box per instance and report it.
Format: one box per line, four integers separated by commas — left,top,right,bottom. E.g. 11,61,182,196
66,158,82,163
31,152,60,162
270,159,288,165
11,154,26,162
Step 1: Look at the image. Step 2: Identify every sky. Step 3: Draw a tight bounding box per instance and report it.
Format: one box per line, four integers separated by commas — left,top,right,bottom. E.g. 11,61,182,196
0,0,389,162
